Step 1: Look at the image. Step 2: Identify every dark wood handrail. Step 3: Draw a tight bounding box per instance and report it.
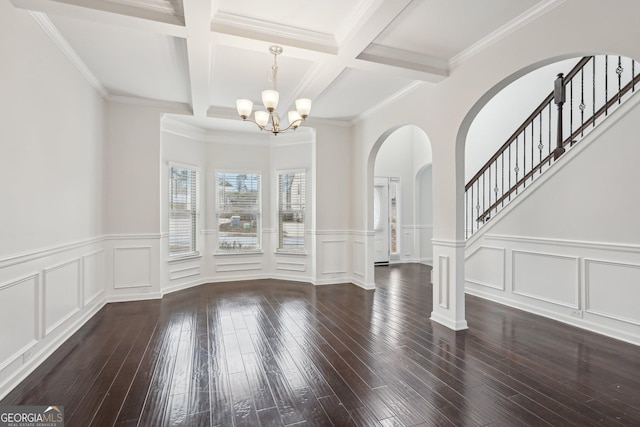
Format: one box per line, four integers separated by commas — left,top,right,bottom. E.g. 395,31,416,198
466,56,593,191
476,71,640,222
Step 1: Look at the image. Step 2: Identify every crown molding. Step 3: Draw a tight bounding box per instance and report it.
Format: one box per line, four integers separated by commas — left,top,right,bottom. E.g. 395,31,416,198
29,11,109,99
100,0,184,18
450,0,566,69
107,94,191,112
212,12,337,55
161,117,208,140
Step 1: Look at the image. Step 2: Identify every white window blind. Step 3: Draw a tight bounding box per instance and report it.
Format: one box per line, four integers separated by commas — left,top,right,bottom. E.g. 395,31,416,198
278,171,305,251
169,166,198,256
216,172,261,251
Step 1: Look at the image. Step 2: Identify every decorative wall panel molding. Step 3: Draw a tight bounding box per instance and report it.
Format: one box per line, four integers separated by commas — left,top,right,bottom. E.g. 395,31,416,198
465,246,505,290
113,247,152,289
276,261,306,272
82,249,104,306
43,259,81,336
169,265,201,281
486,234,640,253
512,250,579,309
0,274,39,372
585,258,640,326
321,240,348,274
0,236,104,269
438,255,450,309
403,230,412,257
352,240,365,277
215,260,262,273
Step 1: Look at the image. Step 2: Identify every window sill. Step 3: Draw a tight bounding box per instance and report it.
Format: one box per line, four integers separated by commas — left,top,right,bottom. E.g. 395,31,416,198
213,250,264,257
275,250,308,256
168,253,202,263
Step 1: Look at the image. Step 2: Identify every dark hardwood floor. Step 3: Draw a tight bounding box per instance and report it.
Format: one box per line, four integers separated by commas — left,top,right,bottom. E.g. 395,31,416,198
2,264,640,426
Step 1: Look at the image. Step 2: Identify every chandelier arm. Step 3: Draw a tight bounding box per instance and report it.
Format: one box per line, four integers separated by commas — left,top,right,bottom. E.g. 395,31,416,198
240,117,267,131
276,118,305,133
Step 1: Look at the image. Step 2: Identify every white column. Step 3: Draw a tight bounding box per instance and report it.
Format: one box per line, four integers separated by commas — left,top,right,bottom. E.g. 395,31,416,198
430,239,468,330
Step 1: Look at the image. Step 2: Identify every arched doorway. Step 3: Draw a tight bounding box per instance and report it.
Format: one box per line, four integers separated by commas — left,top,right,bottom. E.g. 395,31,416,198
368,125,432,269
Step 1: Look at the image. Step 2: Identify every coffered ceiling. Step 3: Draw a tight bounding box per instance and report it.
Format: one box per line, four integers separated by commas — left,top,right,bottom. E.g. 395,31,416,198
10,0,557,129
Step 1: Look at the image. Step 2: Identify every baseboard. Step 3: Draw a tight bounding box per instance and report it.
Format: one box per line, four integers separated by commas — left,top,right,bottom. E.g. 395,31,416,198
106,292,163,303
350,277,376,290
430,311,468,331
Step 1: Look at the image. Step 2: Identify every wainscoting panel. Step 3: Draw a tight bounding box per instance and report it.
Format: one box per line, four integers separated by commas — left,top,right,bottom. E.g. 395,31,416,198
352,240,365,278
403,229,412,258
216,260,262,273
585,259,640,326
169,265,201,281
465,246,505,290
321,240,348,275
512,250,579,309
43,259,81,336
0,274,39,372
438,256,449,309
276,261,306,272
82,249,104,306
113,247,152,289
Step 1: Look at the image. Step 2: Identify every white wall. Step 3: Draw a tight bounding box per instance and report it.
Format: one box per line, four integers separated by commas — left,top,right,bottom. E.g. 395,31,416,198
0,2,106,398
466,92,640,345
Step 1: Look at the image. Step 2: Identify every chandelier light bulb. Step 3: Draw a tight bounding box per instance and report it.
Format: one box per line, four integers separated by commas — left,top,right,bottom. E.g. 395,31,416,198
295,98,312,118
255,111,269,128
236,99,253,119
288,111,302,128
262,90,279,111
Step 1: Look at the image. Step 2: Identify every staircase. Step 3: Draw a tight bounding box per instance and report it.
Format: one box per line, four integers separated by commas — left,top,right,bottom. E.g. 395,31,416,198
465,55,640,239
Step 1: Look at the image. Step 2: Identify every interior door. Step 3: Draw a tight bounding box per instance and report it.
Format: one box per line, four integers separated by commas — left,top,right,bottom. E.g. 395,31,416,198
374,177,389,264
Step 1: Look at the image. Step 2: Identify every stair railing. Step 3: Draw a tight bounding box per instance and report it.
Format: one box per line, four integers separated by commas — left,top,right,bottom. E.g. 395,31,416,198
465,55,640,239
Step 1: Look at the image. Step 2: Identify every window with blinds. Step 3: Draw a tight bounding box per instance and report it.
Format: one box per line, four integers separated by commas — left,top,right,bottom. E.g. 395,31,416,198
169,165,198,256
216,172,261,251
277,171,305,251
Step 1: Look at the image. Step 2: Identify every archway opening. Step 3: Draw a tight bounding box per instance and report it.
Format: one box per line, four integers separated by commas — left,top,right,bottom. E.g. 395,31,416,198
368,125,432,271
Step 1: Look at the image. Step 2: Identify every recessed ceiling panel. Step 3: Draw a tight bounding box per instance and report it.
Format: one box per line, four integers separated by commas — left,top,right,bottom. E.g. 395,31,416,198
216,0,363,37
374,0,541,60
49,14,190,103
99,0,184,17
311,68,413,120
210,44,316,112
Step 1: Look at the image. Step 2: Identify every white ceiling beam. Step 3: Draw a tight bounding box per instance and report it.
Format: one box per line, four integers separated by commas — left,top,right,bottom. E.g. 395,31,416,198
282,0,414,111
212,12,337,55
183,0,214,117
10,0,187,37
354,44,449,82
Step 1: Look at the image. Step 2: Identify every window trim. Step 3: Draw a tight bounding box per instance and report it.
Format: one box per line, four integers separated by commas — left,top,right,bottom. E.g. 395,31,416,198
168,162,200,258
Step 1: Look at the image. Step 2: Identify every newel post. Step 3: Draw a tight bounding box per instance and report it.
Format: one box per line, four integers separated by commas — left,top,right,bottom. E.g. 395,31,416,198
553,73,566,160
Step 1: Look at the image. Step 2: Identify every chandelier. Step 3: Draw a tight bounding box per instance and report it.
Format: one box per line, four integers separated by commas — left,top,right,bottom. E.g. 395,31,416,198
236,45,311,135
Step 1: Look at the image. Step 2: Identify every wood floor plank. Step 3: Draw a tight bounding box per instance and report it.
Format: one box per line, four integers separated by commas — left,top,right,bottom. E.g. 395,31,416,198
2,264,639,426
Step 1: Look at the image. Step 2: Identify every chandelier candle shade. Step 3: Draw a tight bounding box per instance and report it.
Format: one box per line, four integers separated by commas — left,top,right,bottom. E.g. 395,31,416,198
236,45,311,135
